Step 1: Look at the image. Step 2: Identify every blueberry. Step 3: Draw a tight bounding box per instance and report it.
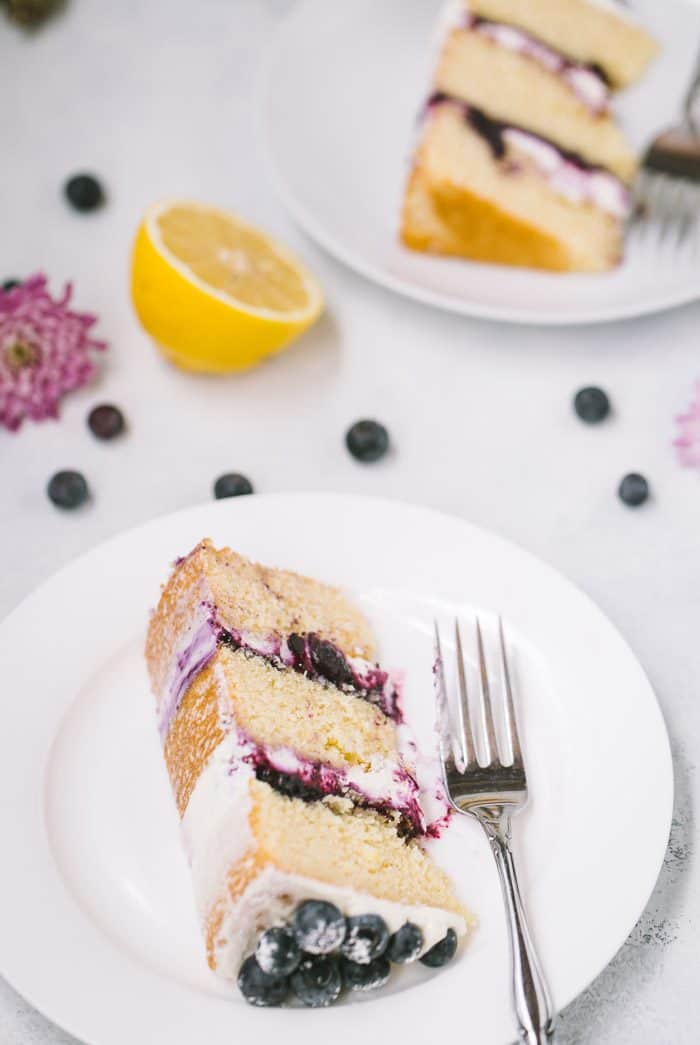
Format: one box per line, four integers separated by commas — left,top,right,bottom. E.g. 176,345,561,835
64,173,104,212
213,473,254,499
2,278,20,292
237,954,288,1007
341,955,391,992
345,419,390,463
290,954,342,1007
87,403,125,441
293,900,346,954
574,386,610,424
255,926,300,977
341,913,390,965
388,922,424,964
419,928,458,968
618,472,649,507
47,470,89,510
308,635,354,686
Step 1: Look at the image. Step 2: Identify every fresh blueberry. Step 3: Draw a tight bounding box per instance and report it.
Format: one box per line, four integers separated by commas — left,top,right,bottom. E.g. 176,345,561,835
574,386,610,424
290,954,342,1007
341,955,391,992
345,419,390,463
213,473,254,499
2,278,20,292
340,913,390,965
618,472,649,507
293,900,346,954
419,928,458,968
308,634,354,686
255,926,300,977
64,173,104,212
237,954,288,1007
87,403,125,441
47,470,89,510
388,922,424,964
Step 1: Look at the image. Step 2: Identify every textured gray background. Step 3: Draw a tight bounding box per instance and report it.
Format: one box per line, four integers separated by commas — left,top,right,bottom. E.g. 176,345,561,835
1,0,697,1041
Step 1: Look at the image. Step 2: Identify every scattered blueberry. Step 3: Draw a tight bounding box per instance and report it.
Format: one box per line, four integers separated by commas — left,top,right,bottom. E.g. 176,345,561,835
340,913,390,965
213,473,254,499
237,955,288,1007
47,470,89,510
341,954,391,992
2,278,20,292
87,403,125,441
64,173,104,212
345,419,390,463
618,472,649,507
293,900,346,954
255,926,301,977
574,386,610,424
290,954,343,1007
419,928,458,968
388,922,424,964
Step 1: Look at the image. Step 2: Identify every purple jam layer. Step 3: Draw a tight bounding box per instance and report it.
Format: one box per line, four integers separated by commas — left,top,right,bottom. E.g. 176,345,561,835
425,92,630,219
230,728,427,838
219,628,402,721
465,14,611,113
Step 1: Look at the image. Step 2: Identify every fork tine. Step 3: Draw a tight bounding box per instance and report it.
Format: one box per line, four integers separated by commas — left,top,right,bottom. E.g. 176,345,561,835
454,619,475,770
476,617,500,766
433,621,456,774
499,617,524,769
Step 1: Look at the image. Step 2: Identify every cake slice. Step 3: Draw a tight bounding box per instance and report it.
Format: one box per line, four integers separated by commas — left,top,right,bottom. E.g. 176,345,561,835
146,541,469,997
400,0,657,272
467,0,658,88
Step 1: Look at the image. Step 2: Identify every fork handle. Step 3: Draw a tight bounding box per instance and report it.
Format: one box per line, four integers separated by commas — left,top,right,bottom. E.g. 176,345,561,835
485,817,556,1044
683,45,700,133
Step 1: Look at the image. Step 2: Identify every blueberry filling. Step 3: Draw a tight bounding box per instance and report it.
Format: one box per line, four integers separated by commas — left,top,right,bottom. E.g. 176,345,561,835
219,627,401,721
426,92,614,176
253,763,422,840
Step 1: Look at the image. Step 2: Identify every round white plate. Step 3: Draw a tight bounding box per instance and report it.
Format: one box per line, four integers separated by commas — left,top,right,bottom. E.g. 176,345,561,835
263,0,700,325
0,494,672,1045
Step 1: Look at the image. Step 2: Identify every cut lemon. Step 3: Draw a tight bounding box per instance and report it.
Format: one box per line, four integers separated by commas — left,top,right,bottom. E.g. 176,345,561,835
130,200,323,373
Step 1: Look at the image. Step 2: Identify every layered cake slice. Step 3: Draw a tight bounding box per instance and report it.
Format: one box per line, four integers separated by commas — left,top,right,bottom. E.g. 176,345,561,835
146,541,469,1005
401,0,657,272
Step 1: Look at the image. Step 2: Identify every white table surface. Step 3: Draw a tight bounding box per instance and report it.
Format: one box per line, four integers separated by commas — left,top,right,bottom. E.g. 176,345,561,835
1,1,698,1042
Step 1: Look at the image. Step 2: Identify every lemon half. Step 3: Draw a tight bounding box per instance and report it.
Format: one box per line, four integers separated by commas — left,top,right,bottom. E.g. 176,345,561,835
130,200,323,373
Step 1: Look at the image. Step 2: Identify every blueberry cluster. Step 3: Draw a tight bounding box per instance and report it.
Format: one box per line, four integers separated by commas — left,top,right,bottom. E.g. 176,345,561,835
237,899,457,1008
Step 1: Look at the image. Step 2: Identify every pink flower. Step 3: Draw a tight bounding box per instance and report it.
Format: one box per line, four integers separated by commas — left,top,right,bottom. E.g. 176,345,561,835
0,273,106,432
673,381,700,469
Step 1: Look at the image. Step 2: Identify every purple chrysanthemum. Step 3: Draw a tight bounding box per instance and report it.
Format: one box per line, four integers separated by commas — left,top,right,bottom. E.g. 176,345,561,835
673,381,700,469
0,273,106,432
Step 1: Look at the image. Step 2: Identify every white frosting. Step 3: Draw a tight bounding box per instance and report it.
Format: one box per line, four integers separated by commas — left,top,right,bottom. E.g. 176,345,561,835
182,730,468,981
214,868,468,982
470,18,609,115
504,128,630,217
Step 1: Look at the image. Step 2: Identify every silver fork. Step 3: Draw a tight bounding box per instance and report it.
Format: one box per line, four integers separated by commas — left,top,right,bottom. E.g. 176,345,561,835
631,46,700,246
434,617,556,1045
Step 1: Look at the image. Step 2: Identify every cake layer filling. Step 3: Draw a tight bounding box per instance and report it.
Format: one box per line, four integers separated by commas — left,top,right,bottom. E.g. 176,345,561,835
228,727,427,837
463,14,610,114
158,603,402,740
426,92,630,218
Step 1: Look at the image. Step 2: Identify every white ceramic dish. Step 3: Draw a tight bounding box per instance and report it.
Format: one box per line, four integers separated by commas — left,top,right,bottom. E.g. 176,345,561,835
263,0,700,325
0,494,672,1044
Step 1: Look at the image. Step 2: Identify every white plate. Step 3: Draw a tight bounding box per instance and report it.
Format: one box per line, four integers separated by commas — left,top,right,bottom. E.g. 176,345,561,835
262,0,700,325
0,494,672,1045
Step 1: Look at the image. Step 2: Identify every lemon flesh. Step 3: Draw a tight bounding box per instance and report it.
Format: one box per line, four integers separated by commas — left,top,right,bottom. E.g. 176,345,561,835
130,201,323,373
